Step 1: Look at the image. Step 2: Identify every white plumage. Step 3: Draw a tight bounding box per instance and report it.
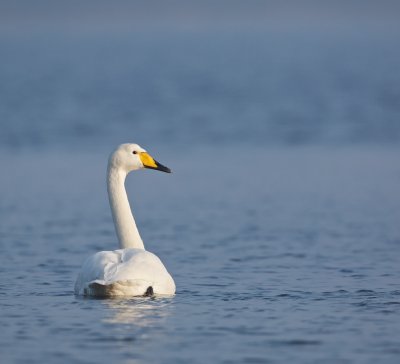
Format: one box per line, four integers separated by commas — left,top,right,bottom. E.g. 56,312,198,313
74,143,175,297
75,249,175,296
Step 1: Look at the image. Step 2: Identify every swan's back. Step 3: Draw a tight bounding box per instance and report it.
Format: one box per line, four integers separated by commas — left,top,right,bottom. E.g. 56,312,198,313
74,249,176,297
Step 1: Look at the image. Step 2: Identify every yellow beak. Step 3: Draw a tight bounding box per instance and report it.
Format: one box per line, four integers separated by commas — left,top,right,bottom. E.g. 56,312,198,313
139,152,171,173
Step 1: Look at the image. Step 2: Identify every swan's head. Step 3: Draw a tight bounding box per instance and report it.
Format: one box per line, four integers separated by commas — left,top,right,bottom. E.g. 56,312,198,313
108,143,171,174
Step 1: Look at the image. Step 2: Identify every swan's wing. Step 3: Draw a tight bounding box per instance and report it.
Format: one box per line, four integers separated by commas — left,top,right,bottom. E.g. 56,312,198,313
74,249,175,296
74,250,119,294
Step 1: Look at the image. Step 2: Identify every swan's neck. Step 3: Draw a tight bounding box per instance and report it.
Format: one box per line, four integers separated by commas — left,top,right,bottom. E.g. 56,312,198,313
107,166,144,250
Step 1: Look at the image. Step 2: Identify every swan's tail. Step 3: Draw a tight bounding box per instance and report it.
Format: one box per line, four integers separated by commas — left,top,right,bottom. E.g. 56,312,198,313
86,280,154,297
144,286,154,297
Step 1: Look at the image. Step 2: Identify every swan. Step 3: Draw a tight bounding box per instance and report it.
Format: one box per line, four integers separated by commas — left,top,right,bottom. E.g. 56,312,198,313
74,143,176,297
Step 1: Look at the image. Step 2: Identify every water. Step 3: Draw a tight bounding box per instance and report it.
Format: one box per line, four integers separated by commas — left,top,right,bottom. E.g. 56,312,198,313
1,31,400,151
1,28,400,363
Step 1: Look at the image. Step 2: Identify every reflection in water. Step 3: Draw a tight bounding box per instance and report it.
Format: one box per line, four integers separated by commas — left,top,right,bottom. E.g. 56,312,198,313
102,297,174,327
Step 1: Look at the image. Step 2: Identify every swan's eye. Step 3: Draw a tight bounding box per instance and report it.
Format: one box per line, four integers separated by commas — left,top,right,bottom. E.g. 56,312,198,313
132,151,137,154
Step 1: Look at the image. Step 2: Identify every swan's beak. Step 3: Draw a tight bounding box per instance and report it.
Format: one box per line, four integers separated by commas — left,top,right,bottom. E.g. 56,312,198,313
140,152,171,173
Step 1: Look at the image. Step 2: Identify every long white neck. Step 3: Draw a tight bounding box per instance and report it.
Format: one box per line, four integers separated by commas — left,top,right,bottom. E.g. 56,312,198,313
107,165,145,250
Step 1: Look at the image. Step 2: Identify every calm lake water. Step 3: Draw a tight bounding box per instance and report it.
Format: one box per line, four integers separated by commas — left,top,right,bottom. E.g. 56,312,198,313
1,29,400,363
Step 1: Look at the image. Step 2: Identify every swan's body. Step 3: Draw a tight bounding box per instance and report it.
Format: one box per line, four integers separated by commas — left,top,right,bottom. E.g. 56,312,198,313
74,143,175,297
75,248,175,296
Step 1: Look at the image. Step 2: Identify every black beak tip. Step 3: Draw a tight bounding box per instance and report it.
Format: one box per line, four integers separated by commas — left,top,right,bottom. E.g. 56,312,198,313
151,159,171,173
161,165,172,173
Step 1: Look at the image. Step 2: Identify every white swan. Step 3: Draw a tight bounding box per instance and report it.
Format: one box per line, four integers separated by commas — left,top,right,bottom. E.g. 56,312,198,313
74,143,176,297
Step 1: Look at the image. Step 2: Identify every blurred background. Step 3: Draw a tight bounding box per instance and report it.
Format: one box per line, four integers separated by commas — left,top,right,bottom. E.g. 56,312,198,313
1,2,400,364
1,0,400,151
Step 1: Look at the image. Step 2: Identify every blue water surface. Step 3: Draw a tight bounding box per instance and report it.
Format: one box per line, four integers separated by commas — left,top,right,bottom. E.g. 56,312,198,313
1,28,400,364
